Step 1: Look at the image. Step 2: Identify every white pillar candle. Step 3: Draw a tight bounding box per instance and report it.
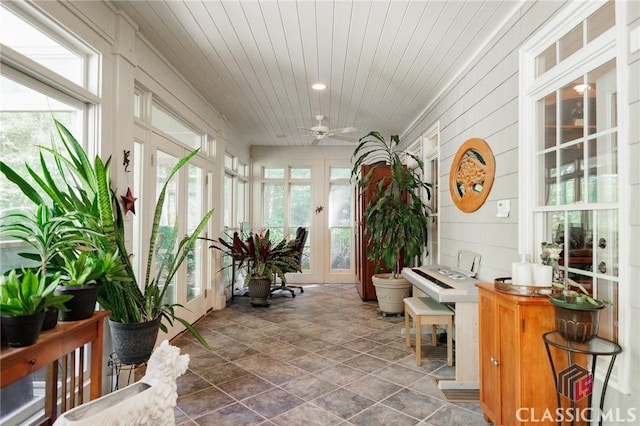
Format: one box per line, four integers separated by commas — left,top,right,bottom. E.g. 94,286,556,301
534,264,552,287
512,262,533,286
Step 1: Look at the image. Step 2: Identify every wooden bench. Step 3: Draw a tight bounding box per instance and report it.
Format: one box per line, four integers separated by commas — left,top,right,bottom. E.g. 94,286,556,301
403,296,454,366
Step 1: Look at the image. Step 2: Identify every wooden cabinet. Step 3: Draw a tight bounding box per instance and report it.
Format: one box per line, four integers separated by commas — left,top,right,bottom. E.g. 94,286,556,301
354,164,392,301
477,284,559,425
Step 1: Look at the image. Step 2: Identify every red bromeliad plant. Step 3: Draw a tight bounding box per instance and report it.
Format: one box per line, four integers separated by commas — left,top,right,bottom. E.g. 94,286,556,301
210,229,300,285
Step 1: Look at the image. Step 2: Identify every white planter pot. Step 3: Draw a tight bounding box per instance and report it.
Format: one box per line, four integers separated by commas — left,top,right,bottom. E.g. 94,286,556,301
372,273,412,314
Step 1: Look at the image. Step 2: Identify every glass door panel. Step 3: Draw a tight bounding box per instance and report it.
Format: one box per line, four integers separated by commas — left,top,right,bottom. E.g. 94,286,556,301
328,182,351,270
155,150,178,305
263,183,285,241
147,131,210,340
186,164,203,302
289,183,311,270
223,174,232,227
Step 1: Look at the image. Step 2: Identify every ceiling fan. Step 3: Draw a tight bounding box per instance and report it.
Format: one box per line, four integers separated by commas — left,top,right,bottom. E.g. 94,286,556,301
299,115,358,146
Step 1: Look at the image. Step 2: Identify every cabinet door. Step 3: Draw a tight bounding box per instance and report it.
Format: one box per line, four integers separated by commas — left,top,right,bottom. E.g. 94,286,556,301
478,290,500,424
497,300,519,424
520,304,565,421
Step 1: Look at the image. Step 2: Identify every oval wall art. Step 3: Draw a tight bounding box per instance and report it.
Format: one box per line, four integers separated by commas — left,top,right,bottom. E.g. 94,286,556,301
449,138,495,213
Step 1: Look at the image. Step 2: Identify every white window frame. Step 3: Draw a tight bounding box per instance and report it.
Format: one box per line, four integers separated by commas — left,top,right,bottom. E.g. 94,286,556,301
422,122,441,266
0,4,101,425
223,153,249,231
519,1,629,392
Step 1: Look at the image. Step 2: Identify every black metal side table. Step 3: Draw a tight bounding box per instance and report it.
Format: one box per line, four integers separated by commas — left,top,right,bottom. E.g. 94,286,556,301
107,352,147,391
542,331,622,426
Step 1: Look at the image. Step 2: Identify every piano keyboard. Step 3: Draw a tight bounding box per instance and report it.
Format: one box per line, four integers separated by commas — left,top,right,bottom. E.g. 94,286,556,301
402,266,479,303
411,268,453,289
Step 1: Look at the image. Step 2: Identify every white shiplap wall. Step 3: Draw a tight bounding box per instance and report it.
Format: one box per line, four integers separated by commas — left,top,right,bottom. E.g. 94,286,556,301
399,0,640,416
623,0,640,416
399,1,564,283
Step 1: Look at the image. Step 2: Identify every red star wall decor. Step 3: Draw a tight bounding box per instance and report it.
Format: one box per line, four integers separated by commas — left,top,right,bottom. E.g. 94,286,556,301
120,187,138,215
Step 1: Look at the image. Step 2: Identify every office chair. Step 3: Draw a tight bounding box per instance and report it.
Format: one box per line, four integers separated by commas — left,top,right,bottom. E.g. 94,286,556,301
271,227,307,297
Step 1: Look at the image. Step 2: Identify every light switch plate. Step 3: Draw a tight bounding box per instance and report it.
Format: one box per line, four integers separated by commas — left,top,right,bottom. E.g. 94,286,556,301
497,199,510,218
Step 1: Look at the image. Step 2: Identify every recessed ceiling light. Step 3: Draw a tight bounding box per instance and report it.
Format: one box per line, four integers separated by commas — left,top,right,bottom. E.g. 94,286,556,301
312,83,326,91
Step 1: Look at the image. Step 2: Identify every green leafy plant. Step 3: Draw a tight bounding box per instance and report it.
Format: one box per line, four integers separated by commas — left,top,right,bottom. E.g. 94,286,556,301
0,205,101,278
350,131,432,278
0,269,71,316
0,119,212,347
551,278,611,307
209,229,300,286
59,252,105,286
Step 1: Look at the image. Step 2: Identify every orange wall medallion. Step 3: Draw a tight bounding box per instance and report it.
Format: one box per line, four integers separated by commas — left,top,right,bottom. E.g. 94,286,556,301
449,138,495,213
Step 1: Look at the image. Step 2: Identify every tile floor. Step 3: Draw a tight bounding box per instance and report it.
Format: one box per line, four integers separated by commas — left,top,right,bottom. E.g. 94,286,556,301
172,284,487,425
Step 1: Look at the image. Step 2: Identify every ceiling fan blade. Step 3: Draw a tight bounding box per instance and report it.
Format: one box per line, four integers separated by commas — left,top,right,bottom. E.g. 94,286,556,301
311,137,320,146
328,126,358,134
328,134,358,143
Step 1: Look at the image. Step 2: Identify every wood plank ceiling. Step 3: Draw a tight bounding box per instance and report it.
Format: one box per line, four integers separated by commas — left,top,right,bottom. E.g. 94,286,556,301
110,0,519,147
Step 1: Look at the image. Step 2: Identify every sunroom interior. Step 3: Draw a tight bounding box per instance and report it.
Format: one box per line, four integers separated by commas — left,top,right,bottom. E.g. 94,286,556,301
0,1,638,425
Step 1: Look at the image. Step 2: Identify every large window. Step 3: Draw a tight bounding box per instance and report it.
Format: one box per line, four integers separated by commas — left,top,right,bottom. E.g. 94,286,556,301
222,153,249,230
0,6,86,86
0,4,98,425
221,153,249,295
406,131,438,266
151,102,202,149
523,2,619,343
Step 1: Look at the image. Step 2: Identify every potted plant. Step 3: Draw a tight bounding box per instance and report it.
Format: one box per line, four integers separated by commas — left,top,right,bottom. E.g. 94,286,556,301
55,251,105,321
0,269,71,347
549,277,609,343
0,205,102,327
0,119,212,363
209,229,300,306
350,131,432,314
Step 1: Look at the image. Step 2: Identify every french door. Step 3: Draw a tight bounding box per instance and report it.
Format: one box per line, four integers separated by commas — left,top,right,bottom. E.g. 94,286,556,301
134,129,211,340
254,160,355,284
